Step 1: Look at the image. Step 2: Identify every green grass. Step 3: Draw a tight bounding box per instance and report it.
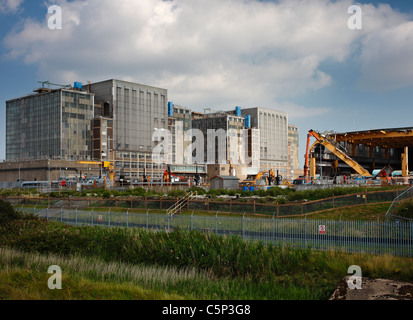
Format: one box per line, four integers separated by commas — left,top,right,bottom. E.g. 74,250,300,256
2,198,413,300
1,212,413,300
301,202,392,221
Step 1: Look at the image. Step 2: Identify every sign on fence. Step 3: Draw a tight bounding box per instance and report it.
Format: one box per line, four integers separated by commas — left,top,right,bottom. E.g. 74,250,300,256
319,225,326,234
98,215,102,222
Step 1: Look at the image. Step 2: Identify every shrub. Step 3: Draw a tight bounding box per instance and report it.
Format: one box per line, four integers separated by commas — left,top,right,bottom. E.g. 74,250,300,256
0,200,23,225
396,199,413,219
167,189,187,198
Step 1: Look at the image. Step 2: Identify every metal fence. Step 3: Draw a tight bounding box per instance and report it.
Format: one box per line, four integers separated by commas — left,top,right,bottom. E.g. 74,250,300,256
4,186,412,217
31,206,413,257
386,186,413,221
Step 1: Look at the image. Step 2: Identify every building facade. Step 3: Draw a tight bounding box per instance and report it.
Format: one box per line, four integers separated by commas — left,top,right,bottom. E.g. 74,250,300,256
86,79,168,182
288,124,300,179
241,107,289,176
191,111,247,165
6,87,94,161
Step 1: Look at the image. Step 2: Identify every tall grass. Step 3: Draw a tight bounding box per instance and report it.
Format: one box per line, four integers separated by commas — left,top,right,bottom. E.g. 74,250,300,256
0,247,323,300
1,213,413,300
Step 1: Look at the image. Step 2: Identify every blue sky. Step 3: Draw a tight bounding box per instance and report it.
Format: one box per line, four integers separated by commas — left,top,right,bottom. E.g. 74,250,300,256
1,0,412,167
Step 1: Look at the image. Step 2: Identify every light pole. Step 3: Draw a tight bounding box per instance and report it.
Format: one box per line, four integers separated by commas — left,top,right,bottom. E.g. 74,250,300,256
320,146,323,180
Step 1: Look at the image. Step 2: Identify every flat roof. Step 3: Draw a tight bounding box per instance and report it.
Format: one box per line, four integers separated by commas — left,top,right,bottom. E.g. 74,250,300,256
330,127,413,149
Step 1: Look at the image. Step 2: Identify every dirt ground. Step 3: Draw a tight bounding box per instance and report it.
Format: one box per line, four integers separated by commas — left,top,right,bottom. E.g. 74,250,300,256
330,276,413,300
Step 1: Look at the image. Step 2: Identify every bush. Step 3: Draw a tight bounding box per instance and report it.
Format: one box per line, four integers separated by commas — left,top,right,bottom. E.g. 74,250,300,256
0,200,23,225
396,199,413,219
167,189,187,198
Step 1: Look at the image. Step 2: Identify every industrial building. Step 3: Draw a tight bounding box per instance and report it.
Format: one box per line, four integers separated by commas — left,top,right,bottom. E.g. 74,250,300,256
6,82,94,161
240,107,289,178
1,79,298,188
288,124,302,179
85,79,169,182
191,108,249,165
305,127,413,182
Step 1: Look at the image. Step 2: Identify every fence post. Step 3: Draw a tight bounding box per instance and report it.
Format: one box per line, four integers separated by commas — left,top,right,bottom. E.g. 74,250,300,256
168,212,171,232
272,213,275,243
216,211,218,234
230,198,232,213
126,208,129,228
145,196,148,209
91,208,94,226
242,212,245,240
253,200,256,214
160,198,162,210
108,208,111,227
191,211,194,230
146,210,149,230
301,201,303,215
60,207,63,222
277,202,279,217
75,207,78,225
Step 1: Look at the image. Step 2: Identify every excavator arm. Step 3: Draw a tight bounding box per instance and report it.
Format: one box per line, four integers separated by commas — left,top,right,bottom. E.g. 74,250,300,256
304,130,372,178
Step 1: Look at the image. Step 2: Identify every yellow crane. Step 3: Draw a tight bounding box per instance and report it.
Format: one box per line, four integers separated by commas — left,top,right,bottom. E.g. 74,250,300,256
304,130,372,178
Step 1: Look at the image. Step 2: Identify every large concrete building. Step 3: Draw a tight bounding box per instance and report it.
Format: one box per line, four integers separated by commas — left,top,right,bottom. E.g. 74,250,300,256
86,79,168,154
241,107,289,177
191,110,253,166
6,85,94,161
1,79,298,186
85,79,169,182
288,124,301,179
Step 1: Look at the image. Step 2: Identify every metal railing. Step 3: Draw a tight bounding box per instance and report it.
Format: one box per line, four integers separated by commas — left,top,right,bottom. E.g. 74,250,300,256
385,186,413,221
167,192,196,216
30,207,413,257
6,187,412,217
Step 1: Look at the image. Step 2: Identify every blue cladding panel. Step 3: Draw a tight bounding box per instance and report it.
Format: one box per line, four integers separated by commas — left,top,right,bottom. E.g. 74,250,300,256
235,106,241,117
74,82,82,89
244,115,251,128
168,102,174,117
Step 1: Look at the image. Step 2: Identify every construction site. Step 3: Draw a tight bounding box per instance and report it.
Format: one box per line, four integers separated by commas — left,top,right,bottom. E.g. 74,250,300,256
301,127,413,187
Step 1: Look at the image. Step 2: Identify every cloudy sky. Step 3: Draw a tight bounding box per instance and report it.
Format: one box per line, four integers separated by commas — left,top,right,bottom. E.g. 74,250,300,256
1,0,412,166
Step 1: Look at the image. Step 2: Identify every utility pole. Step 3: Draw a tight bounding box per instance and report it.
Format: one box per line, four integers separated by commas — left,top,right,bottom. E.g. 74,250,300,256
320,146,323,180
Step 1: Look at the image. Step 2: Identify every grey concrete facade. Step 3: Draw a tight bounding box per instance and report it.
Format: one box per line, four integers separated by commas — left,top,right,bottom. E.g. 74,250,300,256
241,107,289,174
6,88,94,161
86,79,168,154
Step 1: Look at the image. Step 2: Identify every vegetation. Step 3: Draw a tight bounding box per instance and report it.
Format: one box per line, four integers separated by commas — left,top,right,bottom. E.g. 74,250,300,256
1,205,413,300
0,199,23,225
395,199,413,219
300,202,391,221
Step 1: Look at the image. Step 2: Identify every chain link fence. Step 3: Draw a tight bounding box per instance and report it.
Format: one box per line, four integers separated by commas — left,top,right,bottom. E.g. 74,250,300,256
27,207,413,257
385,186,413,222
4,187,411,218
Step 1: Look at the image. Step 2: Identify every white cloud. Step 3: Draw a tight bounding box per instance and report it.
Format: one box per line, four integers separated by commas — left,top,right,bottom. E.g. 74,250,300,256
0,0,23,13
357,20,413,91
2,0,413,112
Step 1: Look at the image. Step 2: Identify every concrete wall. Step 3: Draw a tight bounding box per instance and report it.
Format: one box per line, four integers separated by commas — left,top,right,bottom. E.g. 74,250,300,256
88,79,168,154
0,160,100,183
